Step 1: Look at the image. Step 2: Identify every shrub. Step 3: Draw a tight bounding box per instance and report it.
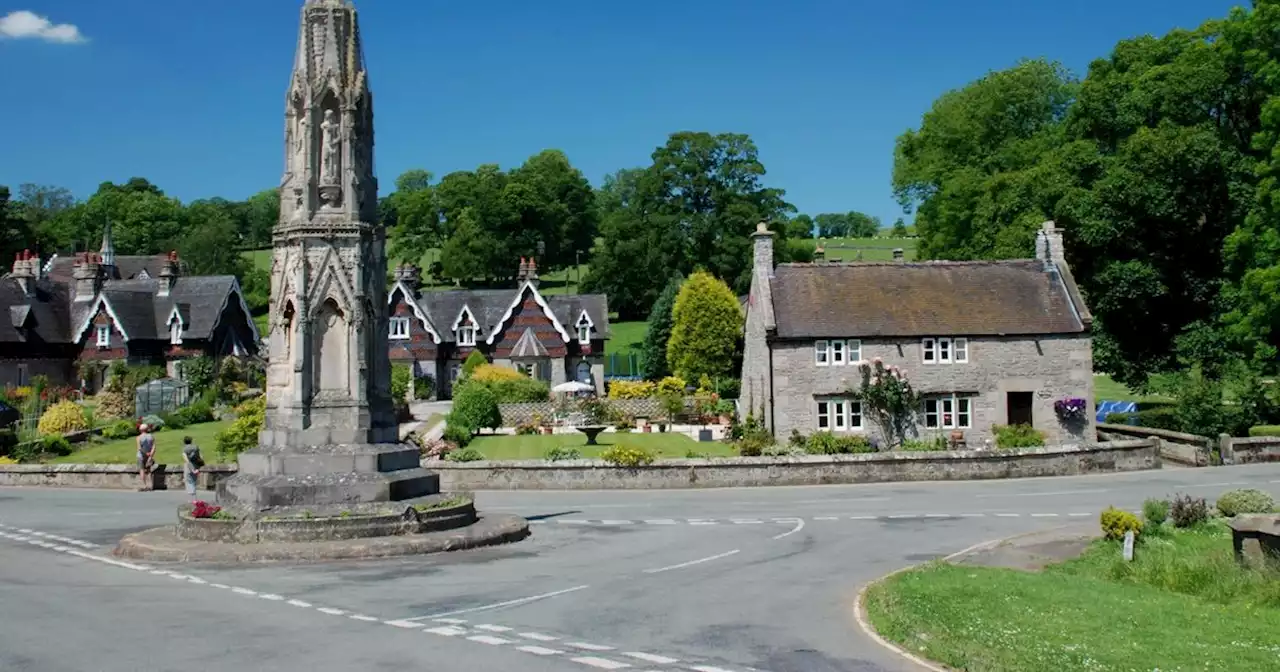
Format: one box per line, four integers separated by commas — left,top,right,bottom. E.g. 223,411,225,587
762,444,806,457
414,374,435,400
461,351,488,378
608,380,657,400
713,377,740,400
140,414,165,431
804,431,875,455
599,444,656,467
182,356,217,394
449,382,502,435
485,376,550,403
160,412,189,429
544,446,582,462
418,438,455,460
95,386,133,421
101,419,139,440
900,437,948,451
1215,489,1276,517
666,271,742,381
848,360,920,447
442,423,473,447
657,390,685,422
174,401,215,425
993,424,1045,450
445,447,485,462
1249,425,1280,437
579,397,620,425
640,273,682,380
515,420,539,435
37,400,89,436
215,398,265,461
788,429,807,448
1099,506,1143,541
1104,412,1134,424
1142,498,1169,526
391,364,412,402
1132,406,1180,432
656,376,687,396
735,432,772,457
1170,493,1210,528
0,456,15,465
471,364,522,383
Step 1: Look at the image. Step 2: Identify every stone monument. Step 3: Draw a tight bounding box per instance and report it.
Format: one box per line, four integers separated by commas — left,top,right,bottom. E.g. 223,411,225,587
218,0,436,509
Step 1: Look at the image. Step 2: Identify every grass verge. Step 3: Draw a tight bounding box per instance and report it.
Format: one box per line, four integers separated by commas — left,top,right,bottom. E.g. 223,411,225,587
865,522,1280,671
51,419,235,465
465,432,732,460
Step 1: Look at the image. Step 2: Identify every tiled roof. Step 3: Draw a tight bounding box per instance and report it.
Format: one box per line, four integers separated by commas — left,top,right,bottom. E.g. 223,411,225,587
0,278,71,343
411,284,610,344
769,260,1086,338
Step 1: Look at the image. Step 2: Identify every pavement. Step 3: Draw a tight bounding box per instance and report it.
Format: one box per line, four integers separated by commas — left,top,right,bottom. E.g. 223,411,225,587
2,464,1278,672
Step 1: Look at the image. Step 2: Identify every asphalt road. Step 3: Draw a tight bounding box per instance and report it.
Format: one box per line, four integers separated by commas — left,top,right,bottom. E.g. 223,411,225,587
2,464,1278,672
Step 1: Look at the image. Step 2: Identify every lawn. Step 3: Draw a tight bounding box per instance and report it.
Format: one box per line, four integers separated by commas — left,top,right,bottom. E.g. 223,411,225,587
1093,372,1176,404
53,419,235,465
608,320,646,354
865,522,1280,671
465,432,733,460
794,236,918,261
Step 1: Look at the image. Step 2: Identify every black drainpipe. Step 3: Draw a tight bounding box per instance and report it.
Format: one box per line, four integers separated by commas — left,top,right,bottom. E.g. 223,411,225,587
767,335,776,435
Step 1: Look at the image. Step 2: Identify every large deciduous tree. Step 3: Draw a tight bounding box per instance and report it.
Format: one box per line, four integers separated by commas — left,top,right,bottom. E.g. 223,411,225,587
666,271,743,382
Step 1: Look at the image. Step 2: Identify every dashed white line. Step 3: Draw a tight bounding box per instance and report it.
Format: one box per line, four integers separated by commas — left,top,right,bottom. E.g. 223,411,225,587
599,520,634,525
689,665,737,672
287,599,314,608
474,624,513,632
519,632,560,642
557,519,592,525
383,619,421,628
687,519,719,525
468,635,514,646
231,587,258,596
210,583,230,590
566,641,615,651
425,625,468,637
643,549,740,574
433,617,469,625
888,514,919,519
517,645,563,656
1068,513,1092,517
730,519,764,524
1031,513,1059,518
570,656,631,669
923,514,951,519
642,519,678,525
623,651,680,664
410,584,591,620
995,513,1020,518
349,614,379,622
813,516,839,521
849,515,876,520
258,593,285,601
316,607,346,616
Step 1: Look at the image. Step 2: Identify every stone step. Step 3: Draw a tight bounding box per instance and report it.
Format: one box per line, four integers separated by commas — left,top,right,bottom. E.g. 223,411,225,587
237,443,420,476
217,468,440,509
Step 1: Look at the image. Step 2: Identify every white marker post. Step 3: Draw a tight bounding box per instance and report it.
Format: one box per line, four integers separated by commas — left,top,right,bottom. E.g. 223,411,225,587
1122,530,1135,562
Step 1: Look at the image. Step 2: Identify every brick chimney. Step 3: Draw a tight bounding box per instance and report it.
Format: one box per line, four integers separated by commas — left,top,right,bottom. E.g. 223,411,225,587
892,248,904,261
10,250,38,296
1035,220,1066,267
525,257,540,287
394,263,421,291
158,250,179,298
752,221,775,279
517,257,529,282
73,252,103,302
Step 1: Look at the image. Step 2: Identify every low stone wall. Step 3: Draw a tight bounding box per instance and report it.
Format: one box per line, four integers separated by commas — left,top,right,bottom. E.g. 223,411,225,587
0,463,237,491
1221,435,1280,465
429,440,1160,490
499,398,669,426
1097,423,1211,466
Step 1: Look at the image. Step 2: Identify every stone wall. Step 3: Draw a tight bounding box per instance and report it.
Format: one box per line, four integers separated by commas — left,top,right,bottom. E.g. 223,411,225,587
1097,422,1212,466
0,463,236,491
768,334,1094,448
499,398,668,426
430,440,1158,490
1221,435,1280,465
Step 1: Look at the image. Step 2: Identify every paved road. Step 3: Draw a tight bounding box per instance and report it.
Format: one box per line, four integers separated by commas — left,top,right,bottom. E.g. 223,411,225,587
2,465,1278,672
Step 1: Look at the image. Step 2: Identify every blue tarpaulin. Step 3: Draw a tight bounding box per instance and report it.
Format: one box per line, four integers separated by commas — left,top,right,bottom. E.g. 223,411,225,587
1096,400,1137,424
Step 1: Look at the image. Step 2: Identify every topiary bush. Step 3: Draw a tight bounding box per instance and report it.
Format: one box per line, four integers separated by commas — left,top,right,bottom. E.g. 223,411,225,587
445,446,485,462
37,400,89,436
993,424,1046,450
599,444,656,467
1170,493,1210,528
442,423,473,447
1100,506,1143,541
391,363,412,402
461,351,488,378
174,400,215,426
449,382,502,436
1215,489,1276,517
656,376,687,396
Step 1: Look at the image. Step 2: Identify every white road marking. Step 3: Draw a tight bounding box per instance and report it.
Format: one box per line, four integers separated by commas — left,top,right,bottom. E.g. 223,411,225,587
557,519,592,525
1068,513,1092,517
408,584,591,620
1031,513,1059,518
888,514,919,519
186,577,207,585
433,617,468,624
17,528,32,533
957,513,986,518
468,635,513,646
349,614,379,622
623,651,680,664
287,599,314,608
849,515,877,520
316,607,346,616
519,632,560,641
1186,482,1246,489
687,519,718,525
923,514,951,518
210,583,230,590
771,518,805,540
812,516,839,521
258,593,285,601
570,656,631,669
528,520,547,524
599,520,634,525
730,519,764,524
995,513,1020,518
425,626,468,636
517,645,563,655
566,641,615,651
231,587,258,596
644,549,740,574
383,619,421,628
642,519,678,525
474,624,513,632
977,488,1109,498
689,666,738,672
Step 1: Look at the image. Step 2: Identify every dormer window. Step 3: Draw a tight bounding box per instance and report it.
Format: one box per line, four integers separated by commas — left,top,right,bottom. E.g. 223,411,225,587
96,325,110,347
389,316,410,340
575,312,592,345
170,321,183,345
458,325,477,347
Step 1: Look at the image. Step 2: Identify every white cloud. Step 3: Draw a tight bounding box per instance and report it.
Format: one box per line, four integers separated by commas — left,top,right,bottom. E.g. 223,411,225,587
0,10,86,44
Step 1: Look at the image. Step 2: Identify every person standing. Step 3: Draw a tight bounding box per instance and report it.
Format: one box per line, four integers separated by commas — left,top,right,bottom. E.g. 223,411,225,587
181,436,204,498
136,424,156,492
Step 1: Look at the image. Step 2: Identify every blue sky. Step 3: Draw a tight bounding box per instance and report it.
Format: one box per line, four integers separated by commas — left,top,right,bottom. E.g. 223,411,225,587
0,0,1245,227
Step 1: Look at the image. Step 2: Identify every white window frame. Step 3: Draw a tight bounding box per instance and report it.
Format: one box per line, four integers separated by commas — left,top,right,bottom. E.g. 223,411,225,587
847,339,862,363
954,338,968,363
924,395,972,430
170,321,183,345
922,337,936,363
816,398,864,432
389,316,411,340
576,314,592,345
938,338,952,363
815,340,830,366
458,325,477,347
923,337,969,364
831,340,846,366
96,325,111,348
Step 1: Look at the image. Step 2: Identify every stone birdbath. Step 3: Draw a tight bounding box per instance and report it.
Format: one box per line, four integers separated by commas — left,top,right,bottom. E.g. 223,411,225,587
574,425,609,446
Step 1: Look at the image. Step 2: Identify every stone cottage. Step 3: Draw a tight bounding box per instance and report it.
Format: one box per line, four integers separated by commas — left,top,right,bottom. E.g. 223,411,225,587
0,227,259,390
385,258,610,399
739,221,1094,448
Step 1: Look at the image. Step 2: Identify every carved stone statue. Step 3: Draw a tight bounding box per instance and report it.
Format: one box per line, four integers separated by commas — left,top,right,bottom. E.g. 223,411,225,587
290,187,306,222
320,109,340,184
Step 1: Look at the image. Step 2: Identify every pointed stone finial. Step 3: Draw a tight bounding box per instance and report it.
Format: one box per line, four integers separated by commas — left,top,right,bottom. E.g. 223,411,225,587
100,220,116,267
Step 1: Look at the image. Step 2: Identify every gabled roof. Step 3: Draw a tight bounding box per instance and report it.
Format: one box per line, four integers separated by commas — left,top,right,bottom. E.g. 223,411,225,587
0,278,70,343
411,283,610,345
388,281,441,343
46,254,174,284
486,281,570,344
510,327,550,358
769,260,1086,338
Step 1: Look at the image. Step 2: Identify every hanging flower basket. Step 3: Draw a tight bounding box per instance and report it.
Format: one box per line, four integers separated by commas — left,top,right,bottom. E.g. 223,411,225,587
1054,397,1088,422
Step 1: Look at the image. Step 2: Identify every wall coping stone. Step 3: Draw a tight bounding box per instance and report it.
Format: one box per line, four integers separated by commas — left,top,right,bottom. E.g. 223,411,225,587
1097,422,1210,446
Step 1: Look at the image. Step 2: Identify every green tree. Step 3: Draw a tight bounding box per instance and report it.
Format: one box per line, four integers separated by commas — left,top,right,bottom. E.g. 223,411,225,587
15,183,76,251
384,169,439,265
639,273,683,380
0,186,35,262
238,189,279,250
79,178,187,255
666,271,743,381
182,198,250,276
786,214,814,239
891,218,909,237
448,381,501,434
439,207,497,282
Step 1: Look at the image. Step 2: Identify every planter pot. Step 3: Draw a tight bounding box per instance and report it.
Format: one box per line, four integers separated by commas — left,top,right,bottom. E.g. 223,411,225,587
541,427,553,435
949,429,964,442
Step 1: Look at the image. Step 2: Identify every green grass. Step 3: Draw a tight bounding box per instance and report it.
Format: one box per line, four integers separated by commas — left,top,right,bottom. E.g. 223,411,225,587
243,249,271,273
866,523,1280,672
608,321,646,354
795,236,918,261
252,313,270,335
1093,373,1175,404
465,432,732,460
52,420,235,465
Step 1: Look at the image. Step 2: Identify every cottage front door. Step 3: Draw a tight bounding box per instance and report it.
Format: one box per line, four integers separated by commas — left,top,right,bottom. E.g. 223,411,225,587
1007,391,1033,426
